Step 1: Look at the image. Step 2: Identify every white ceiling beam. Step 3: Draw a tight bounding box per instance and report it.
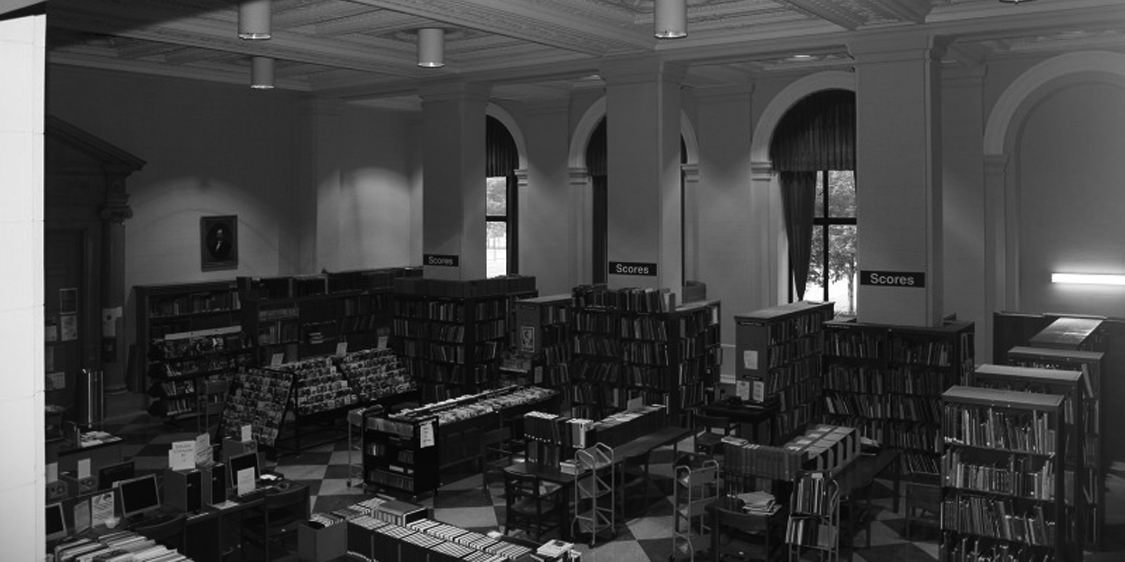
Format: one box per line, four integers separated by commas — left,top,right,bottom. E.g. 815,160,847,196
779,0,866,30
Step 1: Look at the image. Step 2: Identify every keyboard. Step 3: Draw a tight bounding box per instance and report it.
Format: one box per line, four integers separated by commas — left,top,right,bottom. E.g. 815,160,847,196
232,487,272,503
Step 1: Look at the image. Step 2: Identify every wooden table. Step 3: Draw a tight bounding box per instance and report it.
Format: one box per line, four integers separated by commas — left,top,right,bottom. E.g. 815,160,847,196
709,498,788,562
698,401,778,444
833,449,901,559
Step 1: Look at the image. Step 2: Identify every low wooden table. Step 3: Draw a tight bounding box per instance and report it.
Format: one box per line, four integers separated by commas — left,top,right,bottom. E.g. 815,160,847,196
709,498,788,562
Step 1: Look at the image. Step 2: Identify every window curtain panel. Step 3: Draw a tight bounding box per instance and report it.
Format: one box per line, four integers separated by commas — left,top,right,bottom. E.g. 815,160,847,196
780,171,817,300
769,89,855,299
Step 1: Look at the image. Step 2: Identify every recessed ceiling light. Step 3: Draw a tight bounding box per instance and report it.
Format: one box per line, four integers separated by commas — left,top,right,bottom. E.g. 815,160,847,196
791,54,814,60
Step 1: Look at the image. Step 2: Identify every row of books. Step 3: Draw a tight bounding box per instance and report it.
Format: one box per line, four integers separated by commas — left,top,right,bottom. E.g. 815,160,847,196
222,367,294,446
823,329,884,359
822,364,953,396
573,310,617,335
571,285,674,314
150,330,248,360
150,289,240,318
393,275,536,299
150,353,253,380
890,339,956,367
943,449,1056,501
722,438,802,481
825,416,941,455
942,405,1057,455
572,334,620,357
823,391,943,423
941,494,1055,547
940,534,1056,562
397,340,502,364
765,309,830,344
392,318,508,343
524,411,596,451
766,336,821,369
746,356,820,397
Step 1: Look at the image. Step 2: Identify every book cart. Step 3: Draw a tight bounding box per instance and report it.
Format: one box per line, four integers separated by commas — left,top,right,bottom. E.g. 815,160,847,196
573,443,616,547
786,472,841,562
939,386,1073,562
671,457,720,561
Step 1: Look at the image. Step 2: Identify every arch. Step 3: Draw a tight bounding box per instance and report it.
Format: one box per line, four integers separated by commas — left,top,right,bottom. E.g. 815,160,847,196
486,103,527,169
984,51,1125,156
750,70,855,165
567,96,700,168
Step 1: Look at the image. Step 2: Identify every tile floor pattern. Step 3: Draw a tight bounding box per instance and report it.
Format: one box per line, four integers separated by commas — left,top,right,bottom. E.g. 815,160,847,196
103,410,1125,562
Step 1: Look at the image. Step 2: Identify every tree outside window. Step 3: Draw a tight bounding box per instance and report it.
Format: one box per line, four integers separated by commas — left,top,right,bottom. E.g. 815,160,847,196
486,176,509,278
807,170,857,315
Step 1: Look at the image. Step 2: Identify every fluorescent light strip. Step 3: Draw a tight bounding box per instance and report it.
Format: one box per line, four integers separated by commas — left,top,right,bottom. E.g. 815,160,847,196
1051,273,1125,286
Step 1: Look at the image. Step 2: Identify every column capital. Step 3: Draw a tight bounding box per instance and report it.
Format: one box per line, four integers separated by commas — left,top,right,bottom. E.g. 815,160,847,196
943,63,987,89
751,161,774,180
848,30,945,64
600,55,687,87
682,163,700,183
420,80,491,103
514,168,530,187
99,189,133,224
526,98,570,116
984,153,1009,175
568,167,590,185
689,81,755,103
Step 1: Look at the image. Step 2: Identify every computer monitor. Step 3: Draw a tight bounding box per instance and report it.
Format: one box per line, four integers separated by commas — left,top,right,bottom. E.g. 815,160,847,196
45,502,67,542
97,460,135,490
116,473,161,520
226,451,259,493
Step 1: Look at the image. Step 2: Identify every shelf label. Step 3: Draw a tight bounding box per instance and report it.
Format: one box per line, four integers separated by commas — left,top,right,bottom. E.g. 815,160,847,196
520,326,535,352
423,254,460,267
753,381,765,403
735,380,750,401
609,261,657,276
860,270,925,288
169,441,195,471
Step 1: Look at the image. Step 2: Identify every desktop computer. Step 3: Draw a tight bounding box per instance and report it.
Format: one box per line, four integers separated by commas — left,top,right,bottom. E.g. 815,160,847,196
201,462,226,505
163,467,202,513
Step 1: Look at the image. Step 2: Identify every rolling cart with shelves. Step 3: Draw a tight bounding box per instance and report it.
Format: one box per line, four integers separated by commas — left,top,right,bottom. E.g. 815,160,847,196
573,443,616,547
786,472,840,562
671,457,720,561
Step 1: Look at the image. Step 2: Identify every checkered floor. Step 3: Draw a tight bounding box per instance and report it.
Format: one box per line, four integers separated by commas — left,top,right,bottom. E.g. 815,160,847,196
102,403,1125,562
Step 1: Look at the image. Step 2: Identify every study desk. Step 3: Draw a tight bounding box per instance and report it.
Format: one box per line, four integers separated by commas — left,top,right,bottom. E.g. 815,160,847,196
184,482,310,562
505,426,693,541
698,401,778,444
833,448,901,560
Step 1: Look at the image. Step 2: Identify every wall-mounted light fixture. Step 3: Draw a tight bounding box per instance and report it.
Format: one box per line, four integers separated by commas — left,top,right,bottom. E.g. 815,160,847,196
1051,272,1125,286
417,28,445,68
239,0,271,40
654,0,687,39
250,56,274,89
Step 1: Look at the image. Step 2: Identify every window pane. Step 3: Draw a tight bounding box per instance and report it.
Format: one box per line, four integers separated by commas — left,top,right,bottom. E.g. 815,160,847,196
805,225,826,302
827,224,858,315
487,221,507,278
486,177,507,216
828,170,856,218
814,171,825,218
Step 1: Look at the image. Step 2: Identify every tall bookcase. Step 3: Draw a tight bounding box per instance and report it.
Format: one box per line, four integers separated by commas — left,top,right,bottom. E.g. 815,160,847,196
391,276,536,401
1006,345,1106,548
940,385,1072,562
969,363,1087,551
509,294,572,389
134,281,253,421
821,320,974,478
734,301,834,444
570,286,721,422
239,268,415,366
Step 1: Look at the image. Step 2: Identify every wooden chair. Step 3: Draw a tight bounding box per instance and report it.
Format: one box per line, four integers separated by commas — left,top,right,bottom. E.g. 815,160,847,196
240,483,310,562
502,468,564,541
479,426,513,499
693,410,737,456
904,475,942,539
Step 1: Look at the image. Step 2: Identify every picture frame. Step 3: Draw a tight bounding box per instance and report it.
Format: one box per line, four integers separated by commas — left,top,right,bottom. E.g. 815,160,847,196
200,215,238,271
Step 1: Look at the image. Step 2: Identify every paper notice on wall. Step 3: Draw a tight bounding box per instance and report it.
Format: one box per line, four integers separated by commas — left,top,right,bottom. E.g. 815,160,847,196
102,307,122,337
47,372,65,391
336,341,348,356
742,349,758,370
241,424,253,443
169,441,195,471
45,319,58,343
753,381,765,403
60,314,78,342
59,288,78,314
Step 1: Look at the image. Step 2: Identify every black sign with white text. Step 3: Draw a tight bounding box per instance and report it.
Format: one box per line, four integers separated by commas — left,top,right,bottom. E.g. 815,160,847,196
423,254,460,267
860,270,925,288
609,261,658,277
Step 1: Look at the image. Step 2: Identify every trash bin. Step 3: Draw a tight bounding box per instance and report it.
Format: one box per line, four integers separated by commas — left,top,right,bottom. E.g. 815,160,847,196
76,368,104,429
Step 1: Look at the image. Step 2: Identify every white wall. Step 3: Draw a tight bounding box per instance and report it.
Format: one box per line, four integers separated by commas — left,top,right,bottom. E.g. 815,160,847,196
0,10,45,560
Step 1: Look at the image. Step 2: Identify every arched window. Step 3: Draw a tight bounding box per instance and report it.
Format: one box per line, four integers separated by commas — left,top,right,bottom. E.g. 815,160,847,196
770,89,857,314
486,116,519,277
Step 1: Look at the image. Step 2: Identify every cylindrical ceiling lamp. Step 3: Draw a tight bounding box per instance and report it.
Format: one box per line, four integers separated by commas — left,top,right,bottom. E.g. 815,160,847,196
654,0,687,39
239,0,271,40
250,56,274,89
417,28,445,68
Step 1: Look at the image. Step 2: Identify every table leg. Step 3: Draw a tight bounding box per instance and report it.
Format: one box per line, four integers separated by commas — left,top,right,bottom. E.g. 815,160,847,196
893,457,901,514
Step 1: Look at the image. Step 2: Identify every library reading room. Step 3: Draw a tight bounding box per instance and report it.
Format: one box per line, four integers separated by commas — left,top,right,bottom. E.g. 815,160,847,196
6,1,1125,561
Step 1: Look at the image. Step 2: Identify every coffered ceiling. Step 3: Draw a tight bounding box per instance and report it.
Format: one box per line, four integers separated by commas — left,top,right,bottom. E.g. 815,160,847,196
46,0,1125,108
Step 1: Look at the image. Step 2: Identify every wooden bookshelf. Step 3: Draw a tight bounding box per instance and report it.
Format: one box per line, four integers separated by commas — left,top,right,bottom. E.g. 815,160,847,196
508,294,572,389
391,276,536,401
735,301,834,444
821,320,974,478
969,363,1086,550
1006,346,1106,548
134,281,253,422
569,285,721,422
940,385,1073,562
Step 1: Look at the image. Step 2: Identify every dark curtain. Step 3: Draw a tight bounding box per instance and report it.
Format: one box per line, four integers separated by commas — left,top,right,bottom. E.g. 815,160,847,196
780,171,817,300
486,116,519,177
769,90,855,299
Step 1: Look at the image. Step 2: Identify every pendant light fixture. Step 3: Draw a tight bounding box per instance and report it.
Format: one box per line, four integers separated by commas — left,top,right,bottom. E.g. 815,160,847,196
417,28,445,68
239,0,271,40
654,0,687,39
250,56,274,89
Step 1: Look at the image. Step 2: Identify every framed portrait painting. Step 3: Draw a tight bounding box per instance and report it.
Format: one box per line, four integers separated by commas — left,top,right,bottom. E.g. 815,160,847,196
200,215,238,271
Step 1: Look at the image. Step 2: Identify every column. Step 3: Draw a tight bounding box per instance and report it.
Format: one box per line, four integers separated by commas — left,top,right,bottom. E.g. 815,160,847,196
98,184,131,391
420,82,489,280
568,167,592,287
849,32,945,325
522,100,571,295
0,8,45,559
983,153,1012,358
603,56,685,298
